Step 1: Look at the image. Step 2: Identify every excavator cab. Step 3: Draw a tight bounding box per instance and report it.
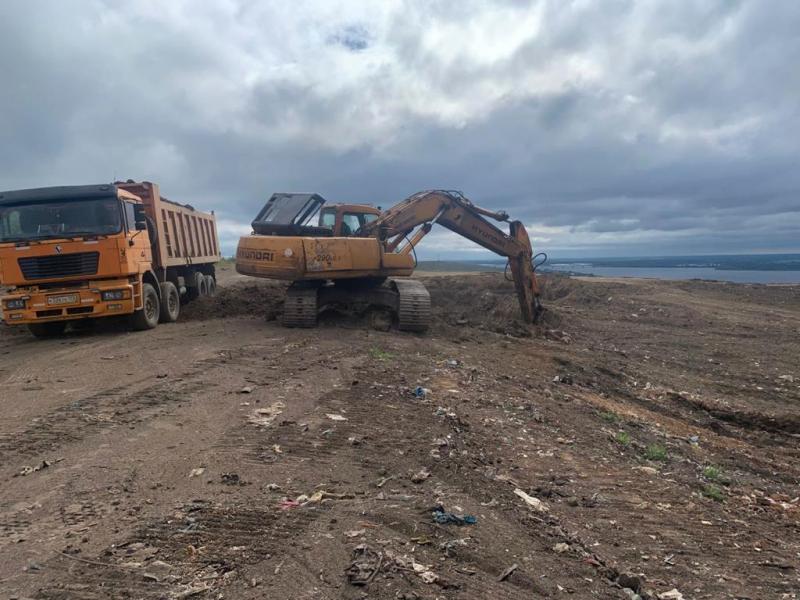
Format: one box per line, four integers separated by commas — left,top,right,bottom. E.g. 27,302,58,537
318,205,381,237
250,193,381,238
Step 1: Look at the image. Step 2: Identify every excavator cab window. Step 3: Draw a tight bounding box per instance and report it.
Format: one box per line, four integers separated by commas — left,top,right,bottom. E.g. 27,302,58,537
340,213,361,236
252,193,332,236
319,208,337,228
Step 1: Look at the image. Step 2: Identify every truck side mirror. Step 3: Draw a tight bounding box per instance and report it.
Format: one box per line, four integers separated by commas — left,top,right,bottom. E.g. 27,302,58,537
134,204,147,231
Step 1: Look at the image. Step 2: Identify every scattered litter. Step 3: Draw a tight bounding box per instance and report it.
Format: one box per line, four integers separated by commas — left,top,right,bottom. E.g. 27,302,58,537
376,475,395,488
431,505,476,526
634,466,659,475
514,488,549,513
411,468,431,483
16,460,51,477
778,375,794,383
446,359,459,367
272,444,282,454
344,529,366,538
239,385,254,394
414,386,430,399
553,542,570,554
220,472,243,486
248,401,285,427
497,563,519,582
326,413,348,421
188,467,205,478
688,435,700,445
306,491,325,503
345,544,382,586
278,499,300,510
420,571,438,584
389,552,438,584
659,590,684,600
439,538,469,556
552,374,573,385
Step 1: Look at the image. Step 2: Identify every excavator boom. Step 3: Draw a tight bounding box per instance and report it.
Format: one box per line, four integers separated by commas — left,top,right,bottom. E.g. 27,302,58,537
360,190,542,323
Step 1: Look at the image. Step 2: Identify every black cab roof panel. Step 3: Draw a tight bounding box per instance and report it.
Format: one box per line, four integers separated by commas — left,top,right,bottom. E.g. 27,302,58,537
0,184,118,205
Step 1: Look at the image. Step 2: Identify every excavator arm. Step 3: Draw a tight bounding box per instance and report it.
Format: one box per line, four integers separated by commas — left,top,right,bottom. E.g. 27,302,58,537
360,190,543,323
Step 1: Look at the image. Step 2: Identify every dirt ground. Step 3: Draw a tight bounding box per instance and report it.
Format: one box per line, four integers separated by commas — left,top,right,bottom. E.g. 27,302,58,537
1,265,799,600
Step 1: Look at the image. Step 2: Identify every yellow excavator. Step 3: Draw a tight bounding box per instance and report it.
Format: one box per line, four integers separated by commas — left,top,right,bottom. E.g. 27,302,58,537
235,190,543,331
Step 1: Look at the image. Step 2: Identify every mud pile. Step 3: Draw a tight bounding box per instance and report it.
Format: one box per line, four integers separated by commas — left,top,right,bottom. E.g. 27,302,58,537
181,281,285,321
424,272,572,336
182,272,585,336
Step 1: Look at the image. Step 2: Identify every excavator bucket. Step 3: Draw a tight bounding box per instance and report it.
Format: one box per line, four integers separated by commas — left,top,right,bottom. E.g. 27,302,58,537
508,221,542,323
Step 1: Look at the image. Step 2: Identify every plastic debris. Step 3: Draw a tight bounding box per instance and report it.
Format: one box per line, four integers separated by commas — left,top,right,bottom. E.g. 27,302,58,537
659,590,684,600
278,499,300,510
345,544,382,586
431,505,477,526
248,401,285,427
553,542,570,553
514,488,549,513
16,460,51,477
497,563,518,581
414,386,430,399
411,468,431,483
326,413,348,421
188,467,205,478
239,385,254,394
344,529,366,538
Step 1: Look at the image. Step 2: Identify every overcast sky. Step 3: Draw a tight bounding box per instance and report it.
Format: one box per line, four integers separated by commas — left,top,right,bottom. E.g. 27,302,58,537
1,1,798,258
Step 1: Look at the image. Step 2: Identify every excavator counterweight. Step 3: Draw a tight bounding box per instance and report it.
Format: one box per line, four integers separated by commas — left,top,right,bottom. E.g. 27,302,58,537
236,190,543,331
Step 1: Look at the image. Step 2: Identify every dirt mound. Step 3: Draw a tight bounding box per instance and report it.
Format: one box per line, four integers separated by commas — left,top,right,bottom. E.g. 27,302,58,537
181,281,285,321
424,272,567,337
182,273,572,336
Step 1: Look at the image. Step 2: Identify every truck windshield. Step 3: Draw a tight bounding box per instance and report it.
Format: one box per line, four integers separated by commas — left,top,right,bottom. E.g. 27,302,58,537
0,197,122,242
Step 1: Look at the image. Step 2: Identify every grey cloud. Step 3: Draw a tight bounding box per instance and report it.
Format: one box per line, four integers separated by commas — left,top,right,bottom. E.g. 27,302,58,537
0,0,798,258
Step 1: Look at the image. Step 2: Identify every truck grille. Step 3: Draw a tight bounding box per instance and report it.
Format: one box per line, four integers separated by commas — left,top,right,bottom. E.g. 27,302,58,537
18,252,100,280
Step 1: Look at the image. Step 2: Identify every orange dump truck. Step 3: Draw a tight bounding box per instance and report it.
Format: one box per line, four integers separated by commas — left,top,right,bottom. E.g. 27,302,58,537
0,180,220,337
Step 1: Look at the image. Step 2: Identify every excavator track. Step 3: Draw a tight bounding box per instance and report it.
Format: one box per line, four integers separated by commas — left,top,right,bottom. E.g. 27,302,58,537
281,283,319,328
392,278,431,332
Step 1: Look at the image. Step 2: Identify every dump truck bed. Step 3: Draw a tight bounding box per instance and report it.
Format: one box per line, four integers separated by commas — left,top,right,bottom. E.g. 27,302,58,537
116,181,220,269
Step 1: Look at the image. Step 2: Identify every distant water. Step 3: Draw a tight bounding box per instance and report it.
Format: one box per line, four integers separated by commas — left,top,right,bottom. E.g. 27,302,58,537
547,265,800,284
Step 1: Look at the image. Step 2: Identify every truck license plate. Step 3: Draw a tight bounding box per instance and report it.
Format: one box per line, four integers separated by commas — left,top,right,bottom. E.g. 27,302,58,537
47,294,78,306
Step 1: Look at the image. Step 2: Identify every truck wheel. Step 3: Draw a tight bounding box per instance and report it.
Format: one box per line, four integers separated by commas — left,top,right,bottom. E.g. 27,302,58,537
204,275,216,296
198,275,209,297
131,283,160,330
159,281,180,323
28,321,67,338
185,271,204,302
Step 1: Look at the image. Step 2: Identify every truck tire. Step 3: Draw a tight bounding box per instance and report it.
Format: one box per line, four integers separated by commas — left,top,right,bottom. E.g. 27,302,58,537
159,281,180,323
204,275,216,296
28,321,67,338
185,271,204,302
131,283,160,331
198,275,209,297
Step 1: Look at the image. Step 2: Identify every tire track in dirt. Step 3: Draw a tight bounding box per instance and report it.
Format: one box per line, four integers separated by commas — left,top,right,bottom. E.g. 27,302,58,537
0,377,210,466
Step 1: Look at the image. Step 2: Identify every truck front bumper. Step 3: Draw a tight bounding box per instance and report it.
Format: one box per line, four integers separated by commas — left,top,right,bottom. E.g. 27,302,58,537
1,281,135,325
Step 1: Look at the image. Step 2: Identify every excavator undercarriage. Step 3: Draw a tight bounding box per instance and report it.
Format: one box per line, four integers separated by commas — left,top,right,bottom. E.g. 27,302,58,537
282,277,431,331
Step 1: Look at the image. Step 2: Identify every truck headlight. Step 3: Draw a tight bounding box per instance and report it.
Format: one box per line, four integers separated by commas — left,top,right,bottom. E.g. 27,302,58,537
101,290,127,301
4,298,26,310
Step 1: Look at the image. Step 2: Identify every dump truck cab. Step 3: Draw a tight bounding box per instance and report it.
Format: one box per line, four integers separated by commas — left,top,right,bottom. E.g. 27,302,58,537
0,185,149,331
0,182,220,337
